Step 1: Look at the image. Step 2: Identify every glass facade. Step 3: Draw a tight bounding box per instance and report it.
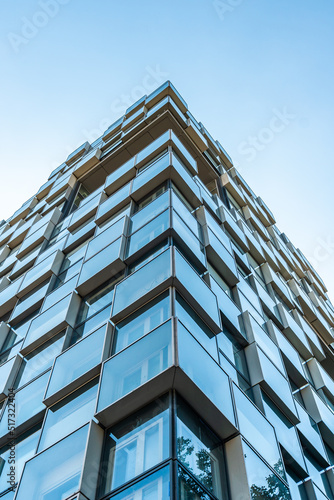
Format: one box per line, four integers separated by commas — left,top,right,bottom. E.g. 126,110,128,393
0,81,333,500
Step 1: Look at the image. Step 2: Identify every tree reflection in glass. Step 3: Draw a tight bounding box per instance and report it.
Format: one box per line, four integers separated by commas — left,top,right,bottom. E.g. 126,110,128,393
176,397,224,499
243,442,291,500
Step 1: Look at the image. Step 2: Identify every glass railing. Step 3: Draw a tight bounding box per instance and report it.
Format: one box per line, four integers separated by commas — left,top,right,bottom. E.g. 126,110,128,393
23,293,76,351
248,314,285,374
115,244,171,312
127,210,169,257
45,325,106,402
178,321,235,425
77,237,123,290
131,190,169,233
97,320,173,412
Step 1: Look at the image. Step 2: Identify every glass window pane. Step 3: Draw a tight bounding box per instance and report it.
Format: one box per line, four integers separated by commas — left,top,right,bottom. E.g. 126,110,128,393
85,216,125,261
131,190,169,233
262,393,304,468
71,307,110,344
178,322,235,425
174,250,220,328
46,325,105,399
15,424,89,500
177,397,224,498
0,372,49,437
98,321,173,412
171,190,199,235
233,385,284,478
127,210,170,257
178,467,211,500
243,441,291,500
175,293,218,361
217,327,248,379
16,330,65,388
248,315,285,374
99,397,169,495
38,379,98,451
113,291,170,353
285,470,308,500
0,426,40,495
23,294,73,349
76,279,117,325
258,349,296,415
112,248,172,317
107,466,170,500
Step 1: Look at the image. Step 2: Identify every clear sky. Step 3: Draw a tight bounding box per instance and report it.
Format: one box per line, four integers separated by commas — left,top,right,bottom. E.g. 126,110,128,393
1,0,334,300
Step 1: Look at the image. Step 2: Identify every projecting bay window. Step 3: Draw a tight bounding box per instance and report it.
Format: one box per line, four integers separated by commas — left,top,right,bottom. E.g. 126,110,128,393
97,394,227,500
98,396,170,496
113,290,171,354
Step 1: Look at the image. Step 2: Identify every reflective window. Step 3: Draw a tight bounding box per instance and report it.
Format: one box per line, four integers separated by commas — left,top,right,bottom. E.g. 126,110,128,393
42,274,78,312
112,248,171,317
10,308,40,340
249,316,285,374
135,185,167,210
15,330,65,388
96,204,130,235
113,291,170,354
15,424,89,500
285,469,308,500
11,280,49,321
23,294,72,349
59,240,87,271
234,385,284,478
128,240,169,274
207,263,233,300
85,216,125,261
71,306,110,344
127,210,170,257
99,397,169,495
131,189,169,233
217,326,249,380
70,183,90,213
262,392,304,468
0,372,49,437
178,466,211,500
177,396,224,498
304,450,332,499
106,466,170,500
258,349,296,415
0,426,40,494
175,293,218,361
76,276,120,326
38,379,98,451
243,442,291,500
174,249,220,328
178,322,235,425
136,148,168,174
98,321,173,412
46,325,105,399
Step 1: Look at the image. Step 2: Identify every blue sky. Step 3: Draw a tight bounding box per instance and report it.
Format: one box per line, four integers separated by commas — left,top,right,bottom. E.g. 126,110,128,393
1,0,334,299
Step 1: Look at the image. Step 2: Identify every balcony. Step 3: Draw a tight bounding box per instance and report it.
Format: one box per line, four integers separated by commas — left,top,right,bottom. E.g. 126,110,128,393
76,235,126,296
112,246,221,333
95,182,132,226
21,292,80,355
96,318,236,441
0,371,49,446
202,224,238,286
131,152,201,209
245,342,299,424
276,303,313,360
44,323,110,406
17,249,64,298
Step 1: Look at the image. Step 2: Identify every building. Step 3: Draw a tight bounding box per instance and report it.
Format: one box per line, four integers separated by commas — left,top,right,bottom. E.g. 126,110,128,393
0,81,333,500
